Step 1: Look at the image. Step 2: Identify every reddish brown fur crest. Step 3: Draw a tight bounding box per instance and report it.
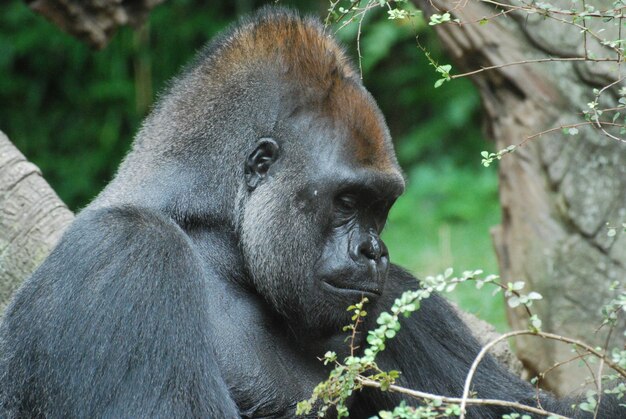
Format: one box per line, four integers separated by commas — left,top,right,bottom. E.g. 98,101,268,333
207,10,355,91
329,82,397,171
206,8,396,171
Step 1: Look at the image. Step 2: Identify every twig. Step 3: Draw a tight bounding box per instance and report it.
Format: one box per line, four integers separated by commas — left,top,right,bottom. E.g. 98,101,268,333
589,76,626,143
356,4,368,80
458,330,626,418
539,352,593,382
572,347,598,394
595,76,625,99
594,326,616,419
480,0,626,19
348,296,367,357
510,121,626,150
581,0,588,60
473,0,626,58
357,376,568,418
450,57,619,80
617,16,623,78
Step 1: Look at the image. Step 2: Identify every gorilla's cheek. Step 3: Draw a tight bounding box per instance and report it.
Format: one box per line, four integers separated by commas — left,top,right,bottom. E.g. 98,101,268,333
240,177,322,314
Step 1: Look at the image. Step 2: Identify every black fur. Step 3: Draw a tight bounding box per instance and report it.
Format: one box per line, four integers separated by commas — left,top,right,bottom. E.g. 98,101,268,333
0,207,239,417
0,7,623,419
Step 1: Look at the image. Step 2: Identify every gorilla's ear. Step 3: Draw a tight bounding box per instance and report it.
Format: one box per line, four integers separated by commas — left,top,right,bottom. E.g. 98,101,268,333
244,138,280,190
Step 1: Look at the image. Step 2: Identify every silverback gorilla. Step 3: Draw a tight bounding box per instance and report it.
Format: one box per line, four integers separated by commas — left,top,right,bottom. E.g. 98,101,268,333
0,7,623,418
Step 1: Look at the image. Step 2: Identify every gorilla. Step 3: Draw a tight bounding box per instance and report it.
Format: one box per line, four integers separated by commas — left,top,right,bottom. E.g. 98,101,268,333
0,7,623,418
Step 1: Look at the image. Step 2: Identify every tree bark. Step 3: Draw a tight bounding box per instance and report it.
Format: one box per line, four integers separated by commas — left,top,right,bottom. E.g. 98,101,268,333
414,0,626,395
0,131,74,313
24,0,165,49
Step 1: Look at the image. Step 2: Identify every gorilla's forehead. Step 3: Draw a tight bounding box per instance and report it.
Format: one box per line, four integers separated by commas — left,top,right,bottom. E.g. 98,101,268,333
282,115,403,202
283,80,399,174
329,82,397,171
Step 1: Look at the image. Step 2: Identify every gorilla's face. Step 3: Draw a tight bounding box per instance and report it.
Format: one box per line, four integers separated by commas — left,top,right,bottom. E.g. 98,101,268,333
240,88,404,332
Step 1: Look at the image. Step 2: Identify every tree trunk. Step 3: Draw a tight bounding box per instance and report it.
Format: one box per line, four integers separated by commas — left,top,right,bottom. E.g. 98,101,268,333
0,131,74,313
414,0,626,395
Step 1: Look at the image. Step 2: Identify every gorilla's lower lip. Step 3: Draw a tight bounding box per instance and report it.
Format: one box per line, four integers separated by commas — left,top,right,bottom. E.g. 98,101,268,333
321,280,382,297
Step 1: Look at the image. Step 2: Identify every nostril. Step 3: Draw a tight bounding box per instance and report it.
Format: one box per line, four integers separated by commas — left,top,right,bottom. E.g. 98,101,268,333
360,235,383,261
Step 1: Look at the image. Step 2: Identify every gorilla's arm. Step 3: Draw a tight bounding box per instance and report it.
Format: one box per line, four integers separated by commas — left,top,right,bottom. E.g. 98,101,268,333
351,266,624,418
0,206,239,418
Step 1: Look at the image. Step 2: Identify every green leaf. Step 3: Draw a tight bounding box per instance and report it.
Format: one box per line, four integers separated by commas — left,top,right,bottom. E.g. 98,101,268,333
385,329,396,338
508,296,521,308
512,281,525,291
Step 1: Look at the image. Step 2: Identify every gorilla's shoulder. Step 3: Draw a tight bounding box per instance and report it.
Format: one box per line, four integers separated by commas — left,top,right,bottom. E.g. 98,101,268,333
26,205,202,292
70,205,191,247
4,205,206,329
76,205,178,230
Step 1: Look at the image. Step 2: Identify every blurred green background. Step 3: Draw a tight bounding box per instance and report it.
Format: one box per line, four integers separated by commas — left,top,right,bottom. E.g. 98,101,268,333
0,0,506,330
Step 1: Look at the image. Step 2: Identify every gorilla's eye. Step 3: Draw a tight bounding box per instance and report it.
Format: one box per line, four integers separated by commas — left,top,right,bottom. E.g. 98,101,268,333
335,194,358,213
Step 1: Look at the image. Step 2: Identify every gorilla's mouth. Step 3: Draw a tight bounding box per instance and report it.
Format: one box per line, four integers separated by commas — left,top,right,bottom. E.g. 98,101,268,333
321,278,382,297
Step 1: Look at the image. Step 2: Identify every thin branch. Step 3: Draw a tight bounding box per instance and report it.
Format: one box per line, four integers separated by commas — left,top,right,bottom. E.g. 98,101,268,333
617,16,623,78
594,325,616,419
539,352,593,381
356,4,367,80
467,0,626,58
538,13,623,58
458,330,626,418
572,347,598,394
450,57,619,80
480,0,626,19
581,0,588,60
357,377,568,418
588,77,626,143
511,121,626,150
348,298,367,357
597,75,625,97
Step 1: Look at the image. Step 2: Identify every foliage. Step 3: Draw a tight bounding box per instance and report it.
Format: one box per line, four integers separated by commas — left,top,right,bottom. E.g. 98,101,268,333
297,268,626,418
332,5,486,169
336,0,626,161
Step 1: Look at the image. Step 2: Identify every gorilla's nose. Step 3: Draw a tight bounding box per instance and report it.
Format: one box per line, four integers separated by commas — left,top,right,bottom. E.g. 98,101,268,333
359,234,384,261
351,230,389,267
